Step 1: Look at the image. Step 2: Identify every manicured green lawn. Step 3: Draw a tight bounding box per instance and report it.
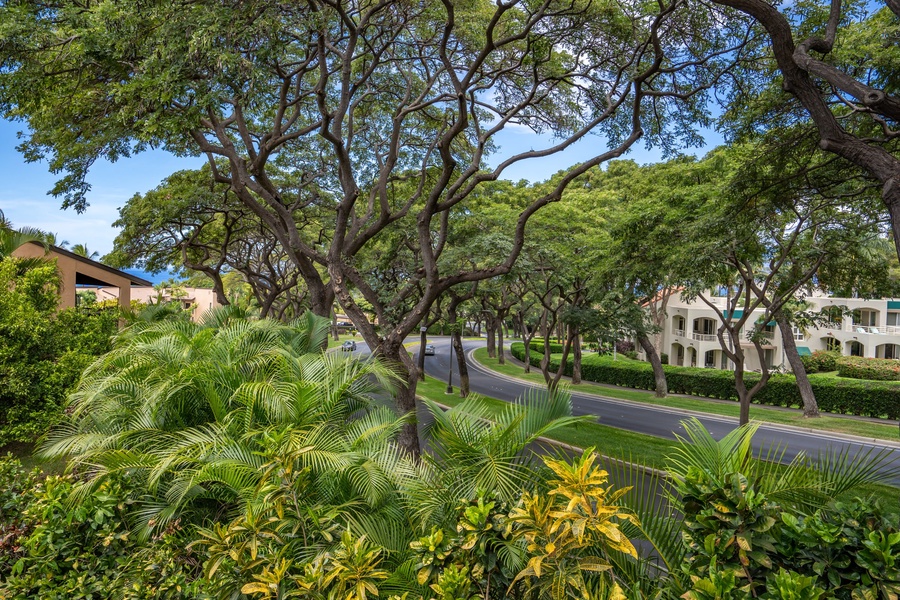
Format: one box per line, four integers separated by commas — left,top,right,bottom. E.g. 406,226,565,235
473,348,900,442
326,333,362,349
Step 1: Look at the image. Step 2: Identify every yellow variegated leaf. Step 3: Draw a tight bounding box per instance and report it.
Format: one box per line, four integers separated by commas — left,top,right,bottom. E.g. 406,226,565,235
241,582,272,595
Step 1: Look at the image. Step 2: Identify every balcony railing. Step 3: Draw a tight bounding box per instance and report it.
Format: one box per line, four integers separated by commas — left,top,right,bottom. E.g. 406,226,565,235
692,333,717,342
673,328,685,337
843,324,900,335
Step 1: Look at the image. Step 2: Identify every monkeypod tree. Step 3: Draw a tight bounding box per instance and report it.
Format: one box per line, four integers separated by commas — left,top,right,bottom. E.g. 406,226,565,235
678,146,886,424
106,168,314,318
1,0,754,455
713,0,900,259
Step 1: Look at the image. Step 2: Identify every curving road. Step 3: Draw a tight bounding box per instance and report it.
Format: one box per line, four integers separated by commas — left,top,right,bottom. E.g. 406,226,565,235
353,336,900,487
428,337,900,487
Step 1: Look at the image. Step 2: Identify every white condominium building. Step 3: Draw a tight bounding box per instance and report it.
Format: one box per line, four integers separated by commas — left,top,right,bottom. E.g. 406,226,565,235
645,292,900,373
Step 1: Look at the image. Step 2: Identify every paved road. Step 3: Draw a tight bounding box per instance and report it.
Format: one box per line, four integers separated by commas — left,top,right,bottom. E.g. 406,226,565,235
349,336,900,487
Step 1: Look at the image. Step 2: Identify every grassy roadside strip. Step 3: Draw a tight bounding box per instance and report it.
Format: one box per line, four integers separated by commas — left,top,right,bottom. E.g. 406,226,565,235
326,333,363,349
415,376,900,510
474,348,900,443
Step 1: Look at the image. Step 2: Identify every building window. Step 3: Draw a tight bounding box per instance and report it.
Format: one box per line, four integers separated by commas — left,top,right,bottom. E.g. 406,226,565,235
852,309,877,327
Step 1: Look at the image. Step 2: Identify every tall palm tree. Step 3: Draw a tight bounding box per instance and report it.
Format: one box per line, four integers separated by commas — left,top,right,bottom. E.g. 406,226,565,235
69,243,100,260
42,231,70,249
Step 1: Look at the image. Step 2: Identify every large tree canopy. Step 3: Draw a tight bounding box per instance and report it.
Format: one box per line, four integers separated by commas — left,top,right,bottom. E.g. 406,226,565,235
715,0,900,257
0,0,753,454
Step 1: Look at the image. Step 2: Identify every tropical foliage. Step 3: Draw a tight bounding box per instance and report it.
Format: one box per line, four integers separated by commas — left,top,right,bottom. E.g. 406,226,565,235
1,306,898,598
0,257,118,444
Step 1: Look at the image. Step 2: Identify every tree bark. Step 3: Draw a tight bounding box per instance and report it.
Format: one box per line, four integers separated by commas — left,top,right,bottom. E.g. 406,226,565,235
637,332,667,398
447,294,473,397
453,331,469,397
775,311,819,417
486,317,496,359
518,311,537,374
417,326,427,381
572,328,582,385
380,339,421,457
539,308,552,385
496,316,506,365
550,326,576,390
331,309,340,341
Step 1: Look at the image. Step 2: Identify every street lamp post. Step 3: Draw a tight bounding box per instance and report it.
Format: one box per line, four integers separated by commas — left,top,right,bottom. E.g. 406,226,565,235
446,340,455,394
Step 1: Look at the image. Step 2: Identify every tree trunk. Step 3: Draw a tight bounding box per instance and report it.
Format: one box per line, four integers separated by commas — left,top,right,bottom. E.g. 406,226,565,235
550,326,576,390
486,318,496,359
518,312,536,374
331,309,340,341
259,294,276,319
736,380,751,426
448,299,471,397
381,339,421,457
496,317,506,365
572,328,582,385
417,327,427,381
637,332,667,398
539,309,551,385
453,331,469,397
775,311,819,417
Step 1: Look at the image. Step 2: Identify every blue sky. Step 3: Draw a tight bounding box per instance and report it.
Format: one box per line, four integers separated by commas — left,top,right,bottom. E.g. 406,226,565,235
0,117,722,264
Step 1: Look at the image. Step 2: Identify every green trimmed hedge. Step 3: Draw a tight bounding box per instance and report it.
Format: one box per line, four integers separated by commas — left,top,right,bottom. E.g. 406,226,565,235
509,342,900,419
529,339,565,354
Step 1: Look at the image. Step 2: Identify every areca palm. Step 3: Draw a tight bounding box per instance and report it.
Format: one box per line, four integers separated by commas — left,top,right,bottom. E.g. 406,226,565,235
406,389,589,529
41,309,415,536
606,418,900,597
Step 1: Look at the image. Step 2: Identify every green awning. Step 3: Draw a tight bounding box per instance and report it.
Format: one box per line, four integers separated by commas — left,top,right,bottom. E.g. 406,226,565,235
797,346,812,356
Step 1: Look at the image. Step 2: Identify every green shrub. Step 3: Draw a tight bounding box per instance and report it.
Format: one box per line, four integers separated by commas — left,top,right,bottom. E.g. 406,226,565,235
0,456,41,575
836,355,900,381
510,342,900,419
0,259,117,444
660,352,669,365
676,455,900,599
0,462,206,599
801,350,841,374
775,498,900,598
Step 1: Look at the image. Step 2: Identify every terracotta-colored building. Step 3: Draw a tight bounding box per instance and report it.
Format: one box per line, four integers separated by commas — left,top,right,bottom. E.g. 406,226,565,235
12,242,152,311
